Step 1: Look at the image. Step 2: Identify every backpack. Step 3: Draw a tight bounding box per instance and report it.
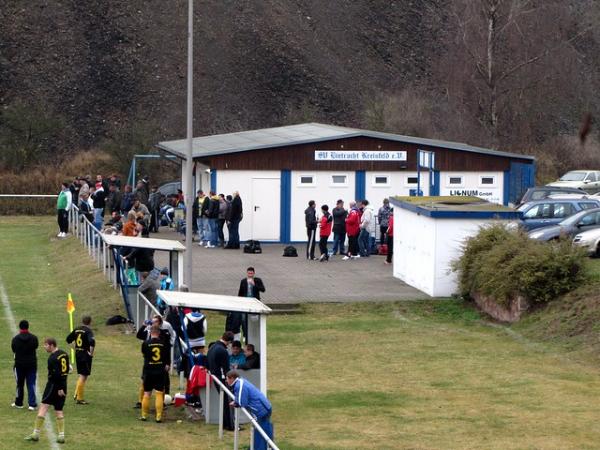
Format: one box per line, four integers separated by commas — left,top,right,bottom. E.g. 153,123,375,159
105,315,134,326
283,245,298,257
243,240,262,254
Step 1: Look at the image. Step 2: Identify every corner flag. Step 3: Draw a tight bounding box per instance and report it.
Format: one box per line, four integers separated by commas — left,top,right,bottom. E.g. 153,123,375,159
66,293,76,367
66,293,75,313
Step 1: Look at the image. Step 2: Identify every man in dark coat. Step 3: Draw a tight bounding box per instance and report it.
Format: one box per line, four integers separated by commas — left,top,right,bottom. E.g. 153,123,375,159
225,191,243,249
331,199,348,255
226,267,266,342
105,183,123,215
304,200,317,260
207,332,235,431
11,320,38,410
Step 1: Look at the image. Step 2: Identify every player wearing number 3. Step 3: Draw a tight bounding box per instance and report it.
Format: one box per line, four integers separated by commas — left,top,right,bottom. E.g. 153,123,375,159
25,337,70,443
66,315,95,405
140,325,170,423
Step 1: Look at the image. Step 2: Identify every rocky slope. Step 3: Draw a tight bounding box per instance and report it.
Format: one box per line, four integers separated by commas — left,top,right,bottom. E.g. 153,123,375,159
0,0,442,146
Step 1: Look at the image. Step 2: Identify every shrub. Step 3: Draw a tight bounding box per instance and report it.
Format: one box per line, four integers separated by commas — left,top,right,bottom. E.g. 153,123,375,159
452,224,587,305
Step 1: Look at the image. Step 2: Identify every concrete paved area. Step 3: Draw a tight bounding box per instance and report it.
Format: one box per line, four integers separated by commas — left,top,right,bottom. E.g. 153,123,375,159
153,229,428,304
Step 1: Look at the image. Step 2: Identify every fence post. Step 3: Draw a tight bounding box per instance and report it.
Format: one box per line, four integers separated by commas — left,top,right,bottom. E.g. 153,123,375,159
135,292,140,328
102,241,107,276
218,388,224,439
234,408,240,450
87,224,92,256
205,372,211,424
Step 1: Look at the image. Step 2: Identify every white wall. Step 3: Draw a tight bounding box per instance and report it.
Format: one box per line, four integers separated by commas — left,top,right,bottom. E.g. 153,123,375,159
193,162,211,194
430,218,491,297
439,171,504,205
393,204,516,297
216,170,281,242
290,171,355,242
393,208,436,295
366,171,430,215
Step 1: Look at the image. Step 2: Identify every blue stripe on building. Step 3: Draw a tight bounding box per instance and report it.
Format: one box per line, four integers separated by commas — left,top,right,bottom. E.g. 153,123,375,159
210,169,217,192
503,170,510,205
280,170,292,243
355,170,366,201
430,170,440,196
505,162,535,205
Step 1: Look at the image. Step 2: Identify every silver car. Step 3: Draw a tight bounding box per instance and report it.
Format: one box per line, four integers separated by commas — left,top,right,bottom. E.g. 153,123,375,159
547,170,600,193
573,227,600,256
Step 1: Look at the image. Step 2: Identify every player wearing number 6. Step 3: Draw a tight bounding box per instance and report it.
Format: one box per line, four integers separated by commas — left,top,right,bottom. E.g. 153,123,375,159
140,325,170,422
25,337,69,443
66,315,95,405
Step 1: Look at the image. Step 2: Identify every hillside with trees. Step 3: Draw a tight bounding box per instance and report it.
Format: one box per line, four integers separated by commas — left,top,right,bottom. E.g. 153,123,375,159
0,0,598,180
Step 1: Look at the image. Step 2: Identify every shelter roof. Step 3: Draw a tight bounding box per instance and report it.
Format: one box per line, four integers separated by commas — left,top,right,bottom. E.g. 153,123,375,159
102,235,185,252
157,291,272,314
389,196,522,219
157,122,534,161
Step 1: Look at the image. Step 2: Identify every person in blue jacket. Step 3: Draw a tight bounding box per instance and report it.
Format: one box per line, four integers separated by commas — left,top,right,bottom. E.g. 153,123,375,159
226,370,273,450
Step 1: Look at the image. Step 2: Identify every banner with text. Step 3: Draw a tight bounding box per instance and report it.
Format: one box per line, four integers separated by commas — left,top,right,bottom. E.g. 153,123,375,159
315,150,407,161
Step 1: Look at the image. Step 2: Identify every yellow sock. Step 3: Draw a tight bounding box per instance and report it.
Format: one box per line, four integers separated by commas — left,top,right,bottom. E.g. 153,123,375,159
74,379,81,400
56,417,65,435
79,379,86,400
155,391,164,421
138,385,144,404
33,416,45,434
141,395,150,419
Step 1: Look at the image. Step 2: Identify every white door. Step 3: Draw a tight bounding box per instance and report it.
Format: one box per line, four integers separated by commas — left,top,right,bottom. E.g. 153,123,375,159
251,178,280,240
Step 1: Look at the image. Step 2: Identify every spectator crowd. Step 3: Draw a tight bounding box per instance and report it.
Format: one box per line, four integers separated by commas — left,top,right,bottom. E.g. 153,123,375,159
305,197,394,264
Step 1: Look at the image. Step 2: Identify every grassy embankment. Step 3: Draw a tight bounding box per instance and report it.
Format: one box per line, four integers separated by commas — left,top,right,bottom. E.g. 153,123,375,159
2,217,600,449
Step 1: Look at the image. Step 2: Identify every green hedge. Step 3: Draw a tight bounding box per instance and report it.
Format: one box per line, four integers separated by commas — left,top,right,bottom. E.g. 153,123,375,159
452,224,587,305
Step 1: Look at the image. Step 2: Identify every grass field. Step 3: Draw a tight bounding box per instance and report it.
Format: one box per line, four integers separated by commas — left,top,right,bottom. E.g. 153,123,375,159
2,217,600,449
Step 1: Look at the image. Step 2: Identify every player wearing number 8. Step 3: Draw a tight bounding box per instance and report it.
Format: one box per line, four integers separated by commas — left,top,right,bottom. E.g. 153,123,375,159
66,315,95,405
140,325,170,422
24,337,69,443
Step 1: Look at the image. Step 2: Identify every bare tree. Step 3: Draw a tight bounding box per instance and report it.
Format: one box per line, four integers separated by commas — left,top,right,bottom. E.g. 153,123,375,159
443,0,593,144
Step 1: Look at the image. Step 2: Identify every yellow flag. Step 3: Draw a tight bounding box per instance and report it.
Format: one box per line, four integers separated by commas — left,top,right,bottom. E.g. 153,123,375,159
66,293,75,314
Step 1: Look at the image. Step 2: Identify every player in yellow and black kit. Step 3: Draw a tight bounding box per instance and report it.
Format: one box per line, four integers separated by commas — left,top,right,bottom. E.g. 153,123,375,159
66,315,95,405
140,324,170,422
25,337,69,444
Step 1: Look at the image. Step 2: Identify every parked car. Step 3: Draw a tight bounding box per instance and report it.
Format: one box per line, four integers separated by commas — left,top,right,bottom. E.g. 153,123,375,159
515,198,600,231
517,186,590,206
528,208,600,241
157,180,181,198
573,228,600,256
546,170,600,193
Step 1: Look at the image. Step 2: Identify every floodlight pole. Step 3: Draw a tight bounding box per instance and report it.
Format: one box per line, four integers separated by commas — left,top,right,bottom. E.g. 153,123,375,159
184,0,194,290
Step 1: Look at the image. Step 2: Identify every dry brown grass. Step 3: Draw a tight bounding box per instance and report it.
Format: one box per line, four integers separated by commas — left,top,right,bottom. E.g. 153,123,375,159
0,151,115,214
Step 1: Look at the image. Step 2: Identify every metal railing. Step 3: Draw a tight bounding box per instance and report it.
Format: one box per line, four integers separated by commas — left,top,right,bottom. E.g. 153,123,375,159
69,205,278,449
208,373,279,450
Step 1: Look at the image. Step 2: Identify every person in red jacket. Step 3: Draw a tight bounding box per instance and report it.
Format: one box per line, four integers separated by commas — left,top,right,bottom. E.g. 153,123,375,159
318,205,333,261
343,201,361,260
385,212,394,265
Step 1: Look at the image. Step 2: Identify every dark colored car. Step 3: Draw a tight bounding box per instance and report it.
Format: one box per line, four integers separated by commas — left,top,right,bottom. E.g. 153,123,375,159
528,208,600,241
515,198,600,231
517,186,589,206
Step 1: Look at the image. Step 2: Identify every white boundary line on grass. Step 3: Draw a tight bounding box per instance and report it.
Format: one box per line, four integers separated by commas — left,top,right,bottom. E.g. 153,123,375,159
0,274,59,450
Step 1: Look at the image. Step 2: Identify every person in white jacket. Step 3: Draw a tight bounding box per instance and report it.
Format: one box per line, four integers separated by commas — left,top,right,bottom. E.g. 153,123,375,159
358,200,374,257
184,310,207,348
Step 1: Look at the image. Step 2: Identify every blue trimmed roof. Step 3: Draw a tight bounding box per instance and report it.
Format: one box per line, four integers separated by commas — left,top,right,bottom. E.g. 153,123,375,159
157,123,535,162
389,196,522,220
